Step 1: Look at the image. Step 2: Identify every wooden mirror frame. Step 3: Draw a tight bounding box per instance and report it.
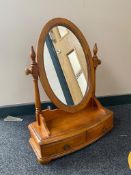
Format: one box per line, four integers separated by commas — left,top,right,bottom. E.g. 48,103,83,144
37,18,95,113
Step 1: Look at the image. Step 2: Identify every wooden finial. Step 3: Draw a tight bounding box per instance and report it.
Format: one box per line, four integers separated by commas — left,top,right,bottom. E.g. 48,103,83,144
30,46,36,64
93,43,98,57
92,43,101,69
25,46,39,79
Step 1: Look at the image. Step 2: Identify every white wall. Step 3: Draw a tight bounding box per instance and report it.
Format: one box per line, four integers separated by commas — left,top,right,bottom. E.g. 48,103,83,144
0,0,131,106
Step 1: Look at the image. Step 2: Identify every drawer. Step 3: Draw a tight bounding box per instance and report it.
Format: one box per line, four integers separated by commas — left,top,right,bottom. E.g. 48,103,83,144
42,132,86,156
86,117,113,142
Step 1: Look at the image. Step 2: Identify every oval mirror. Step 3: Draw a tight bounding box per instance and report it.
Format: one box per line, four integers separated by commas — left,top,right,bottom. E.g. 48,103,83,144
37,18,94,112
44,26,88,105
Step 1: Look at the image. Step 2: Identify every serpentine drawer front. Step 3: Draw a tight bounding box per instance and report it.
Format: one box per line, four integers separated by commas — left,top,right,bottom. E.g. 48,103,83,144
85,117,113,143
42,132,86,157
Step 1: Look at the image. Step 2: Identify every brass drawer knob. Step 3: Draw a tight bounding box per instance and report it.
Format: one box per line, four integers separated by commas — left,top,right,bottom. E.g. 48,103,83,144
63,144,71,151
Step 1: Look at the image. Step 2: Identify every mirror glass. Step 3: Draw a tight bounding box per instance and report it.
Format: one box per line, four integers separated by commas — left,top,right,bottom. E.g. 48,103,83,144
44,25,88,105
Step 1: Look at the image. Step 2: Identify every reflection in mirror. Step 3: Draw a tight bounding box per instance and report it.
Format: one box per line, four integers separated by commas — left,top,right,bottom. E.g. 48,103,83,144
44,26,88,106
44,43,67,104
67,50,87,96
57,26,68,38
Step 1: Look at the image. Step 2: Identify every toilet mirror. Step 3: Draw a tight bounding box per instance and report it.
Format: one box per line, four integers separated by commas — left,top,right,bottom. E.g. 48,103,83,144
37,18,94,112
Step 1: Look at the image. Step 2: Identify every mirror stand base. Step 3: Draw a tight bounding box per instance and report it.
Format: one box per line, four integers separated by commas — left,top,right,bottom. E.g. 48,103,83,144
28,100,113,164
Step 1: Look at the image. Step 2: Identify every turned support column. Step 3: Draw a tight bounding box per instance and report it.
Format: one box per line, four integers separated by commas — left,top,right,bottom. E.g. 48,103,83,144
25,46,41,125
25,46,50,138
92,43,101,96
92,43,103,109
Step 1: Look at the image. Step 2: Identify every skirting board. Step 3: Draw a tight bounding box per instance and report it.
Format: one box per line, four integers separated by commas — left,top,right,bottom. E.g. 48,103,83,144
0,94,131,118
